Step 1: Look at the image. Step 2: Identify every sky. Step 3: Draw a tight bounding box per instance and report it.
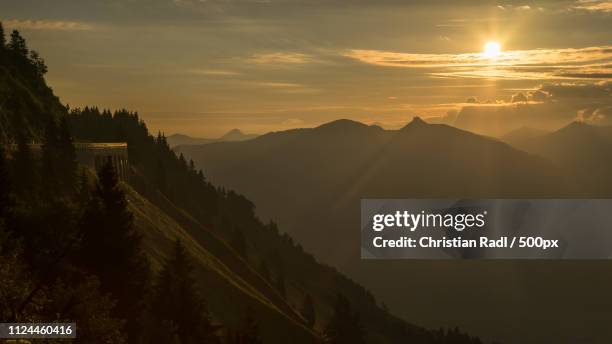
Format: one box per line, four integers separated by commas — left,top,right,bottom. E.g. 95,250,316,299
2,0,611,137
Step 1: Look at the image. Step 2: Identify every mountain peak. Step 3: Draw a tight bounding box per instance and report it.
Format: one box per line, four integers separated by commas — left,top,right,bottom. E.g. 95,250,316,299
315,119,369,132
220,128,244,138
401,116,428,130
226,128,244,135
220,128,256,141
554,121,592,135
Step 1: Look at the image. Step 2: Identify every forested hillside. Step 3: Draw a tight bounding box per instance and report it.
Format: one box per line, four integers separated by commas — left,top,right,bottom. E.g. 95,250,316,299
0,25,481,343
0,26,64,141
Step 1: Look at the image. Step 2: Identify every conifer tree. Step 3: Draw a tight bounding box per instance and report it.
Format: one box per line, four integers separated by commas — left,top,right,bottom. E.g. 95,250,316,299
0,144,14,258
0,144,10,221
11,135,37,200
150,239,218,344
40,118,77,198
229,308,262,344
57,117,77,192
275,268,286,298
40,119,60,197
258,260,271,283
80,160,150,341
29,50,48,76
77,169,91,206
155,158,167,194
231,227,247,258
8,30,27,57
0,22,5,48
299,293,316,328
324,294,365,344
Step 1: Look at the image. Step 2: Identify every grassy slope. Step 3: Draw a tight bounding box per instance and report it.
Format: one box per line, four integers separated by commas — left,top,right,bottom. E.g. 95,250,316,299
125,183,319,343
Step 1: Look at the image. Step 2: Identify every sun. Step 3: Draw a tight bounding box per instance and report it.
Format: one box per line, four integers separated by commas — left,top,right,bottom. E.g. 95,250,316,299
483,41,501,58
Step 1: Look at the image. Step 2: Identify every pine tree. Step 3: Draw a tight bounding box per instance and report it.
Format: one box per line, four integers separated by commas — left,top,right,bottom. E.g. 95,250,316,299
40,118,77,198
77,169,91,206
299,294,316,328
229,308,262,344
155,158,167,194
231,227,247,258
150,239,218,344
57,117,77,193
40,119,60,197
324,294,365,344
29,50,48,76
275,268,286,298
0,22,5,48
0,144,10,220
8,30,27,57
268,249,286,297
258,260,271,282
11,135,37,200
80,160,150,341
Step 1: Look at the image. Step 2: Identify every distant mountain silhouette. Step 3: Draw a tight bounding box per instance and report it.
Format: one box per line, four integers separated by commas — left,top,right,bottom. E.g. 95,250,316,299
168,129,258,147
219,128,258,141
501,126,548,147
166,133,214,147
509,121,612,195
177,117,568,263
177,117,612,343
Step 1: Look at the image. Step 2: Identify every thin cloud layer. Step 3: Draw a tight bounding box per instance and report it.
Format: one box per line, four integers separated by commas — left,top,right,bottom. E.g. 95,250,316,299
4,19,94,31
248,52,314,64
345,46,612,80
573,0,612,12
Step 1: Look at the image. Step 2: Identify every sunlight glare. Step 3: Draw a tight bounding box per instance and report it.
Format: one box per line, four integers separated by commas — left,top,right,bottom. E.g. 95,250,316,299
483,41,502,58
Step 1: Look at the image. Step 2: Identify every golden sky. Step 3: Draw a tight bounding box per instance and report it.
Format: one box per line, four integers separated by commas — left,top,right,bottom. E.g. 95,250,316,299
3,0,612,137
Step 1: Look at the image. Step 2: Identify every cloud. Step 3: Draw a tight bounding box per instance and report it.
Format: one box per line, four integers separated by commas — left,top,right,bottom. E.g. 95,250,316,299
281,118,305,126
447,81,612,136
582,105,612,124
189,69,241,76
248,52,314,64
572,0,612,12
4,19,94,31
343,46,612,81
253,81,319,94
511,93,528,103
540,81,612,99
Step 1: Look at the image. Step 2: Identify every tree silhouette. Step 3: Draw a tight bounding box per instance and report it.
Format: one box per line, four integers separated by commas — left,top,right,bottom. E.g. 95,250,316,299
0,144,10,219
231,227,247,258
258,260,271,283
77,169,91,206
0,22,5,48
299,293,315,328
154,158,167,195
8,30,27,57
150,239,218,344
275,268,286,299
28,50,47,76
57,117,77,192
40,118,77,198
11,134,38,199
228,308,263,344
324,294,365,344
80,160,150,341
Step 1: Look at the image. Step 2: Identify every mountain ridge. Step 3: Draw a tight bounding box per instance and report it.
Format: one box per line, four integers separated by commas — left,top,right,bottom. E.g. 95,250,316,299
167,128,258,147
